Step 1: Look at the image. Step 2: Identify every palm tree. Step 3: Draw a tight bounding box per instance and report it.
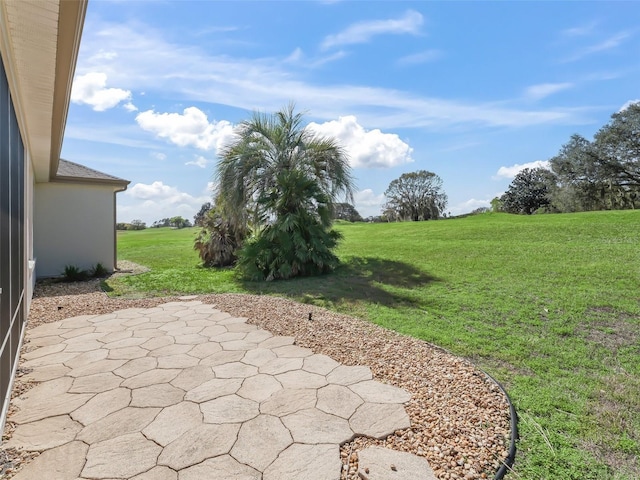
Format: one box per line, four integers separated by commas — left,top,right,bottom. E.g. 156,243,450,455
214,104,355,280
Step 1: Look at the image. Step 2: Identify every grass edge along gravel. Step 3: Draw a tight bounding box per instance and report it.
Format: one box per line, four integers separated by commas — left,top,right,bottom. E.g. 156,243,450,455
109,211,640,480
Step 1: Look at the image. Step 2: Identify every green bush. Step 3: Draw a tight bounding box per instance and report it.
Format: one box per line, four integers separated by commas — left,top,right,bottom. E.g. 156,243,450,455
91,262,109,278
62,264,89,282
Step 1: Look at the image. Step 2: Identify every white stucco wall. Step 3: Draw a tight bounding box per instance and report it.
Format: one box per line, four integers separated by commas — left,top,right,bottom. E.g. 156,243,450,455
34,182,116,278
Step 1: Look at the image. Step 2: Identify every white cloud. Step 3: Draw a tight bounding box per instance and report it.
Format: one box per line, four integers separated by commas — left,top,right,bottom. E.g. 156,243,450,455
321,10,423,50
619,99,640,112
449,198,494,216
524,82,573,101
136,107,235,152
120,181,211,224
71,72,132,111
397,49,442,66
124,102,138,112
151,152,167,161
354,188,386,217
307,116,413,168
186,155,210,168
495,160,550,179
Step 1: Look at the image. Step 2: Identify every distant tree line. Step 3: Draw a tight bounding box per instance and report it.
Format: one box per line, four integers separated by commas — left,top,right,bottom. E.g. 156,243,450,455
152,216,192,229
498,103,640,214
117,216,192,231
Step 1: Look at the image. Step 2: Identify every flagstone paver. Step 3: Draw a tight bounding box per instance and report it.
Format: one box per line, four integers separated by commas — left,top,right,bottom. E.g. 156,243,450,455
357,446,438,480
9,301,424,480
6,415,82,450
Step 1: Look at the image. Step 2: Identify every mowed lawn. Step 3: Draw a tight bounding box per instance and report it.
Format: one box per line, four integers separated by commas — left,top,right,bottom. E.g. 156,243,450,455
109,211,640,480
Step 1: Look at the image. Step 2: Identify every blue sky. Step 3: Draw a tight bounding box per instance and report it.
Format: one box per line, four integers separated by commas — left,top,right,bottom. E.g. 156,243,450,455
62,1,640,224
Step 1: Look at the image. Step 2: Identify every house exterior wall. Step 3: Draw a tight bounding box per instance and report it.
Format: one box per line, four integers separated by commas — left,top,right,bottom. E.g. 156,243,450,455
34,182,118,278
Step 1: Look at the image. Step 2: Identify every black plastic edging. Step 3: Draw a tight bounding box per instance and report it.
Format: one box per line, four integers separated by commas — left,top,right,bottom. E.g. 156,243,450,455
482,370,519,480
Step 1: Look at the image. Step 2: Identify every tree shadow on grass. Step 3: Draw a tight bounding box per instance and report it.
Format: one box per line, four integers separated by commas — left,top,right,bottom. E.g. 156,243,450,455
239,256,440,308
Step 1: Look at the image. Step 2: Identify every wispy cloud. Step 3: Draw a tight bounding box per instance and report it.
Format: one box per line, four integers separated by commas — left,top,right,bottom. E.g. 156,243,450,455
561,21,598,38
524,82,573,101
397,49,442,66
185,155,210,168
562,31,632,62
76,19,591,132
321,10,423,50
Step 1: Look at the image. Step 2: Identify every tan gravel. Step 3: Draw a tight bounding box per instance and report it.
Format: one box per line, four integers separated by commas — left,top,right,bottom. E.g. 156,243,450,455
1,274,511,480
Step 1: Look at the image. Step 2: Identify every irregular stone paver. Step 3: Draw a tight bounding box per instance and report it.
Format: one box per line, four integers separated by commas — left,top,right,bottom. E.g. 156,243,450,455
21,364,70,382
283,408,354,444
10,441,88,480
158,423,240,470
131,383,185,407
198,349,245,366
261,388,317,416
350,403,411,439
272,344,314,358
263,443,340,480
303,353,340,375
212,361,258,378
276,369,328,389
67,358,127,377
12,301,421,480
122,368,182,389
201,394,259,423
326,364,373,385
6,415,82,450
83,432,162,478
237,374,282,402
317,384,364,419
142,401,202,446
131,466,177,480
180,455,261,480
71,387,131,425
259,357,303,375
114,356,158,378
170,365,216,391
231,414,292,471
185,378,243,403
357,446,438,480
64,348,108,369
69,371,122,393
242,347,277,367
77,407,161,444
349,379,412,404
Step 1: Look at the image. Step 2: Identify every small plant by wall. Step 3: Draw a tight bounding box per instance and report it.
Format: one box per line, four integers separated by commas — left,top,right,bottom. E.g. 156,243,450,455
62,265,89,282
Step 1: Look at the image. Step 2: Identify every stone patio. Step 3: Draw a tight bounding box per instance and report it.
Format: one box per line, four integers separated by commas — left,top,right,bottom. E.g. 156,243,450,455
6,300,437,479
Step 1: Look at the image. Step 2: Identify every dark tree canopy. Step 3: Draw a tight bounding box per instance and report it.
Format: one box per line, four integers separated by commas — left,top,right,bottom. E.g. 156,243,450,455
383,170,447,221
500,167,556,214
332,203,363,222
194,202,213,227
545,103,640,212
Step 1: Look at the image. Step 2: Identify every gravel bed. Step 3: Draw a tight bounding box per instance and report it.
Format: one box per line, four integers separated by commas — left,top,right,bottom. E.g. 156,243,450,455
1,275,511,480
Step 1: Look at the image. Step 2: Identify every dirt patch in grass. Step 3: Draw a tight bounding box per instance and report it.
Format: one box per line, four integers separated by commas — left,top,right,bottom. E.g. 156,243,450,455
583,308,639,352
583,373,640,479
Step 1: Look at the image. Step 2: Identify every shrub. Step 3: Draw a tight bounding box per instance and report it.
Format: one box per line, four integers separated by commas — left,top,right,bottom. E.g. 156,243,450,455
194,208,246,267
91,262,109,278
62,264,89,282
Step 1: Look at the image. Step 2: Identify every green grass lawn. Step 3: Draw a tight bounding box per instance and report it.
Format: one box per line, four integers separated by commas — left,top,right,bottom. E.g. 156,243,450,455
108,211,640,479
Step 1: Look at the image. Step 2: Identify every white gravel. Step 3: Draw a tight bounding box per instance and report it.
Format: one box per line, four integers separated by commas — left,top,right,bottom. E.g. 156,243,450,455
1,276,511,480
